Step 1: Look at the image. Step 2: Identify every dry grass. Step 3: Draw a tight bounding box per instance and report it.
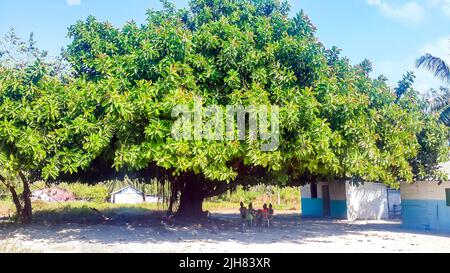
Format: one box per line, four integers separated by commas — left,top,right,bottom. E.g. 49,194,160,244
0,240,39,253
0,200,13,218
0,199,299,222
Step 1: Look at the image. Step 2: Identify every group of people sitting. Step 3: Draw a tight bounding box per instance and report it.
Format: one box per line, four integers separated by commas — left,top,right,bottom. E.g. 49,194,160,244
239,202,274,229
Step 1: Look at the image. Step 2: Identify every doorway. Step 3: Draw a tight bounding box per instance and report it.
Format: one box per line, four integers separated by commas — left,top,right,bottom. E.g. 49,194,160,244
322,185,331,217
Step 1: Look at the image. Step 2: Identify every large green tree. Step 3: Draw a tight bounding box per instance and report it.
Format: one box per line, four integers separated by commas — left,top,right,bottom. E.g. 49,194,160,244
61,0,448,217
0,31,112,223
0,65,105,223
1,0,448,220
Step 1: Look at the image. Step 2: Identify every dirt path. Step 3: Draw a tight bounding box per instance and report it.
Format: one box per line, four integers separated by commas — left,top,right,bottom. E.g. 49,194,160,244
1,213,449,253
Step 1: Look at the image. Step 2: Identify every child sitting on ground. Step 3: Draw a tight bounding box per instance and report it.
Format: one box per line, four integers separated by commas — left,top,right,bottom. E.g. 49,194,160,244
239,202,247,220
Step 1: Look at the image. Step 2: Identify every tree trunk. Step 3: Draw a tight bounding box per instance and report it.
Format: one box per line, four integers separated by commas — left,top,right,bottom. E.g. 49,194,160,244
0,173,32,224
277,186,281,206
175,174,205,219
9,186,23,219
167,180,179,216
20,172,33,224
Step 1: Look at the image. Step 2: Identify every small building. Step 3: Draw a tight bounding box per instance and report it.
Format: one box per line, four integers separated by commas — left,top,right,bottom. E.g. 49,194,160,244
301,181,347,219
401,162,450,233
301,181,398,220
110,186,158,204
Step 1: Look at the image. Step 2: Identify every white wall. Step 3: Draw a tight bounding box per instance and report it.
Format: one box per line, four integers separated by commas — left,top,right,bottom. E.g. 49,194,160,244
401,181,450,200
112,193,145,204
346,182,389,221
301,181,346,200
111,188,145,204
329,182,346,200
401,180,450,232
301,184,312,198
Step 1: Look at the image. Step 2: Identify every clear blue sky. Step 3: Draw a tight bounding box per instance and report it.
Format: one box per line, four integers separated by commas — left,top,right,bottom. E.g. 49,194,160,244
1,0,449,91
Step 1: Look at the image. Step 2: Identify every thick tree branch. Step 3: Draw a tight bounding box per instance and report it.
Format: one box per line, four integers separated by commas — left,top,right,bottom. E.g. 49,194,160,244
8,184,23,218
0,174,22,214
18,172,32,213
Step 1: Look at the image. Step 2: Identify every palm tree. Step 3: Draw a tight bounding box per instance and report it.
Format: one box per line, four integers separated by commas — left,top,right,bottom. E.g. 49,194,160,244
423,87,450,126
395,71,415,104
416,50,450,126
416,53,450,84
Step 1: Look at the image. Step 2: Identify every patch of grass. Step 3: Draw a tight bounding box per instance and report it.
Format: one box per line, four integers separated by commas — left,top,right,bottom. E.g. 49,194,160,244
203,201,299,212
207,185,301,211
31,201,165,221
32,181,110,203
0,199,166,222
59,183,109,203
31,200,298,216
0,182,301,221
0,198,298,223
0,200,14,218
0,240,39,253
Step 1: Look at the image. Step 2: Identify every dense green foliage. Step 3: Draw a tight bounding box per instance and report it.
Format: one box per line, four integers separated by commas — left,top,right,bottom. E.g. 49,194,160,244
209,185,299,207
0,0,448,220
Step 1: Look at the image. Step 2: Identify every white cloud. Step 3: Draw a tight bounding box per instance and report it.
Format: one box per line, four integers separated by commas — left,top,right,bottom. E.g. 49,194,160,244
420,36,450,63
426,0,450,17
367,0,425,24
418,36,450,89
368,0,450,22
367,0,382,6
67,0,81,6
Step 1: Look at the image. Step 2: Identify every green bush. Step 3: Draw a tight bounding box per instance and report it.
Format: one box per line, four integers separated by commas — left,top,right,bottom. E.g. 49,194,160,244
30,181,109,203
59,183,109,203
208,185,300,208
4,179,300,209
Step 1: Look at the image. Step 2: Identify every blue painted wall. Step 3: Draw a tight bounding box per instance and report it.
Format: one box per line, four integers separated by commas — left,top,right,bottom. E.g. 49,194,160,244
301,198,323,217
301,198,347,219
331,200,347,219
402,199,450,233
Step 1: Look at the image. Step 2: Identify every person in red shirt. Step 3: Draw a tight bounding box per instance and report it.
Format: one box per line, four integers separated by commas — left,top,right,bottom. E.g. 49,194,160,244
262,203,269,214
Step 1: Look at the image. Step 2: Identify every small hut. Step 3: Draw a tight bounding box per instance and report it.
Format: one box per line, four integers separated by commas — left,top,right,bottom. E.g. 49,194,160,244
301,181,398,220
401,162,450,232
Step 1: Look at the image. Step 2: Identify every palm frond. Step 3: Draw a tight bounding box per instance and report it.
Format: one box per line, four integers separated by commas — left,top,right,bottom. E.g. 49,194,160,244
429,88,450,112
416,53,450,84
430,96,450,112
440,106,450,126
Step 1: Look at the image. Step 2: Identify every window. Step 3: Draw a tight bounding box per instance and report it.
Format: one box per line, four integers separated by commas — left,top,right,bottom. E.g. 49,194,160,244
446,189,450,207
311,182,318,199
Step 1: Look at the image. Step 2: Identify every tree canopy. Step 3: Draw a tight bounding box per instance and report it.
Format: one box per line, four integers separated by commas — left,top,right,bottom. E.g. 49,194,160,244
0,0,448,220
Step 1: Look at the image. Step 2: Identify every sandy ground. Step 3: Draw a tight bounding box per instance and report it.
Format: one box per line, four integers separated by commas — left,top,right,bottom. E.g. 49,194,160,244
1,212,450,253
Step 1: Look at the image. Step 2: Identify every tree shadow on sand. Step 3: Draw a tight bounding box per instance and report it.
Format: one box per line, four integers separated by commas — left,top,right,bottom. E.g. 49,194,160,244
1,207,450,250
